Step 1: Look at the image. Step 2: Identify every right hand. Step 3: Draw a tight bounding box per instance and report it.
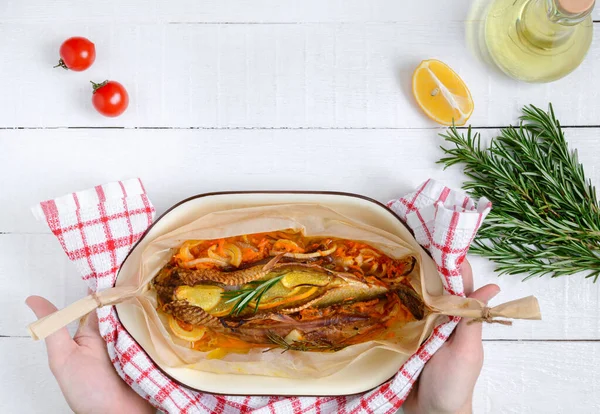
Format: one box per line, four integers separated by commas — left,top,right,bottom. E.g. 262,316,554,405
403,260,499,414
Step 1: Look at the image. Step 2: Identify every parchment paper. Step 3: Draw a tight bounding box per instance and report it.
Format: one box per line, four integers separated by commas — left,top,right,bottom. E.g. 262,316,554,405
29,204,541,378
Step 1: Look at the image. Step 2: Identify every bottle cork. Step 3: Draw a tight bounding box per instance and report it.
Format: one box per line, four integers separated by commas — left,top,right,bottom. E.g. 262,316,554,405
557,0,595,14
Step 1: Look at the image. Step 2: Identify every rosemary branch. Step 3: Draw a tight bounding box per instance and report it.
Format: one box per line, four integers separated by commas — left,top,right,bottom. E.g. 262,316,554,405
265,332,348,353
221,275,284,316
438,104,600,281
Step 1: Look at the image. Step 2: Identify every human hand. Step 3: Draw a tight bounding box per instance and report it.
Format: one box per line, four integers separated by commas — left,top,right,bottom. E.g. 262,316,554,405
403,260,500,414
26,296,155,414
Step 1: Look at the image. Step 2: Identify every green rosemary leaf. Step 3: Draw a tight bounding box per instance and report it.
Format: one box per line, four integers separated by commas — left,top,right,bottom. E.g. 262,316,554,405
264,332,347,353
439,104,600,281
222,275,285,316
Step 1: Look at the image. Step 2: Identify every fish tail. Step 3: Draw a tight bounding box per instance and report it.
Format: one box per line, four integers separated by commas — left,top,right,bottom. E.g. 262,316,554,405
395,285,425,320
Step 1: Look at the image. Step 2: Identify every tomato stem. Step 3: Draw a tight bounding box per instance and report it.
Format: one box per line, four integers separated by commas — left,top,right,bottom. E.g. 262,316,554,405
54,59,69,70
90,80,109,93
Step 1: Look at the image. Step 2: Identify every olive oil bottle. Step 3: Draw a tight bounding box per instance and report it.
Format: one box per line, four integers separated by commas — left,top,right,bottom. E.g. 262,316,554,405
485,0,595,82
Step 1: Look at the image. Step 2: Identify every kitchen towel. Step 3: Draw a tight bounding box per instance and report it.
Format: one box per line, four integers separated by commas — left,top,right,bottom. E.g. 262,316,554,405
33,178,491,414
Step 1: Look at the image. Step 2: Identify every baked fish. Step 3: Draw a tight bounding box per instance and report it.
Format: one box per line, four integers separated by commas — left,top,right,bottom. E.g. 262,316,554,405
152,231,425,352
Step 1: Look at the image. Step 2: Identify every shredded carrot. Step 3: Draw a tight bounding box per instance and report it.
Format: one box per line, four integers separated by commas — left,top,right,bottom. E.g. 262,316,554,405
172,231,410,299
298,308,326,320
349,298,380,313
272,239,304,253
347,265,364,275
241,248,261,262
176,318,195,332
193,263,217,269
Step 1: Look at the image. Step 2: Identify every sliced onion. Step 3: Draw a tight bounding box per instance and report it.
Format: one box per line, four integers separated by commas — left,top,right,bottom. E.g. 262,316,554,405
185,257,229,268
273,239,303,252
206,243,242,267
178,240,204,262
236,241,258,252
168,315,206,342
224,243,242,267
179,245,194,262
208,247,227,261
342,256,354,267
271,245,337,259
355,253,364,267
284,329,304,343
360,248,381,257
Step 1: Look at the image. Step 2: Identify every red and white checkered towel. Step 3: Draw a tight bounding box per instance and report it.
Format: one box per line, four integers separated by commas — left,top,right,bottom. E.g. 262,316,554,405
34,178,490,414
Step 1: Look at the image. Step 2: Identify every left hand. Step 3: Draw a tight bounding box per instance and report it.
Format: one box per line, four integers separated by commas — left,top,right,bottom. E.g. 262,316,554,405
26,296,155,414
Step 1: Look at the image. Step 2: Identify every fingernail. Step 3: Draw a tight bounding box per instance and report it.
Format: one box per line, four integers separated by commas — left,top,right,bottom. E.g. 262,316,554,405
491,287,501,299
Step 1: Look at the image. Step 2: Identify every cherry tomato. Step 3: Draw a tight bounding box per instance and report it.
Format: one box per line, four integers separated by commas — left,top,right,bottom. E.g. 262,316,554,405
91,80,129,117
55,37,96,71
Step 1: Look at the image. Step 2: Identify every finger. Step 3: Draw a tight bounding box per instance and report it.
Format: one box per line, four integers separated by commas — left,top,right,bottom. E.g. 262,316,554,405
75,309,100,338
461,259,474,296
26,296,76,361
75,289,101,338
468,283,500,304
452,284,500,349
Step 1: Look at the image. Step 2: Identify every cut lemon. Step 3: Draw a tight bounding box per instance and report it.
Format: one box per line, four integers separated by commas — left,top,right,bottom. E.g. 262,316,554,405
256,286,319,310
174,285,224,312
168,315,206,342
281,271,331,289
412,59,473,126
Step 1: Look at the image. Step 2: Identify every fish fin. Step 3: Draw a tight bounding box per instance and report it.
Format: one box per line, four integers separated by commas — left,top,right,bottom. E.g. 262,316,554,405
336,271,368,285
263,253,285,272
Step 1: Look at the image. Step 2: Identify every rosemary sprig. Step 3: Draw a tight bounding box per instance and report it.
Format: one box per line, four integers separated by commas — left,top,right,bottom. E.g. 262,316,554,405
438,104,600,281
265,332,348,353
221,275,284,316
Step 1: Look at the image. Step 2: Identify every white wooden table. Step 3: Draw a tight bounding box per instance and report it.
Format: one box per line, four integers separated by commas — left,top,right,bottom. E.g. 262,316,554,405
1,1,599,412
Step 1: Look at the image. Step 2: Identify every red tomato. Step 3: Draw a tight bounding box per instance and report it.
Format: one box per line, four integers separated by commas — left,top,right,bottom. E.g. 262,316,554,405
91,80,129,117
55,37,96,71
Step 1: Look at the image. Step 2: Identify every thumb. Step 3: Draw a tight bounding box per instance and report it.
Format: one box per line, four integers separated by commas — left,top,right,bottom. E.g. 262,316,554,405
26,296,76,368
74,289,101,339
452,284,500,349
468,283,501,304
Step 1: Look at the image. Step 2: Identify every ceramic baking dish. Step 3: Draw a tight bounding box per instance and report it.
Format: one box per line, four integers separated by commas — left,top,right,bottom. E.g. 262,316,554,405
115,191,441,396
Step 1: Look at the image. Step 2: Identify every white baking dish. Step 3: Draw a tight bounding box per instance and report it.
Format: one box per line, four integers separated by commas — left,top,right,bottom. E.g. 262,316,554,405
115,191,441,396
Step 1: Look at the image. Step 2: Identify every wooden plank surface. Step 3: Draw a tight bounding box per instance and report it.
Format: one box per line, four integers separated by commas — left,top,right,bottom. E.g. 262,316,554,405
0,234,88,337
1,127,598,233
2,338,597,413
0,338,71,414
473,341,600,413
1,0,599,22
0,23,599,128
3,0,600,412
